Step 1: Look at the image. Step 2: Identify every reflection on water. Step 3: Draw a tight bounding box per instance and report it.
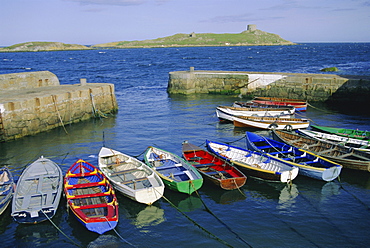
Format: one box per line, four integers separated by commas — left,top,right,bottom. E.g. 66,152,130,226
163,190,203,212
200,183,246,204
132,205,165,229
88,234,123,248
15,221,59,246
277,184,299,210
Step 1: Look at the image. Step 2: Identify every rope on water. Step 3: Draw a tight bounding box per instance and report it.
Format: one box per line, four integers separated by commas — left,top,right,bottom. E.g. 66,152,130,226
191,183,253,248
41,210,82,248
104,217,138,247
160,192,233,248
337,176,370,211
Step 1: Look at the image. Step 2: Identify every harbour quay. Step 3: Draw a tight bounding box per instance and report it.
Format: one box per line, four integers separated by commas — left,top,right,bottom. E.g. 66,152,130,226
168,67,370,103
0,71,118,142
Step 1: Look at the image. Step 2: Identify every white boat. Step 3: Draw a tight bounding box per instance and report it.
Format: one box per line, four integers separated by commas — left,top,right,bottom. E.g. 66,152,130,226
206,140,299,183
233,115,310,130
216,105,294,122
298,129,370,153
98,147,165,205
11,156,63,224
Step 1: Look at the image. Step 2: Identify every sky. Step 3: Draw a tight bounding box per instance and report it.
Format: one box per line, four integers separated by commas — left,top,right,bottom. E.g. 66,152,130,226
1,0,370,46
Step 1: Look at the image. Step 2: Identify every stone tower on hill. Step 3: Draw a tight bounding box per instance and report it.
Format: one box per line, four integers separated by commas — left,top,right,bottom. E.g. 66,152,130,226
247,24,257,31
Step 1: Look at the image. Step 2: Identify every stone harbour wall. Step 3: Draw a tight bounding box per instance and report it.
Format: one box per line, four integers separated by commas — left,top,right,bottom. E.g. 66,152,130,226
0,71,118,142
167,68,370,103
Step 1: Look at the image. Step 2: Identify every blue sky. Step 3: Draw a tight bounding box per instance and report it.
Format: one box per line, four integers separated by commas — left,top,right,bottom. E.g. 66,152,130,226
1,0,370,46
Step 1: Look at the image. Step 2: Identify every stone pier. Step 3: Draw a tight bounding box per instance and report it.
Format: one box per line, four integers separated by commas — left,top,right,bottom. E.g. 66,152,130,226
0,71,118,142
168,67,370,103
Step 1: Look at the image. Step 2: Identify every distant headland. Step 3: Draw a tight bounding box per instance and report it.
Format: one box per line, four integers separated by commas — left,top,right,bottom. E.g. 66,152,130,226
1,25,295,52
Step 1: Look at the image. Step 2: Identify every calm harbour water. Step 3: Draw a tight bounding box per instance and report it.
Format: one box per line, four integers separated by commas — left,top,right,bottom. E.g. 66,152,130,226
0,43,370,248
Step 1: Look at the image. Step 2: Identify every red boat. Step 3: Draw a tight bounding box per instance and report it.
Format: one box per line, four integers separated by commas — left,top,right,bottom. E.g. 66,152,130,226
64,159,119,234
182,141,247,190
252,97,307,112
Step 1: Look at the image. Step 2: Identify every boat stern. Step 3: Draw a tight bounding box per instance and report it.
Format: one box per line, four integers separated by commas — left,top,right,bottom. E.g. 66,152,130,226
280,167,299,183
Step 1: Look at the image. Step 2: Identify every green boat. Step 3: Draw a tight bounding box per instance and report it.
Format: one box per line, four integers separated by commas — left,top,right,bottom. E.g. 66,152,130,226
143,146,203,195
311,125,370,141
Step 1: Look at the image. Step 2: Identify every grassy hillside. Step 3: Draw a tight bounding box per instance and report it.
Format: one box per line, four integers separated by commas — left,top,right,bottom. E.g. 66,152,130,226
0,42,91,52
93,29,295,48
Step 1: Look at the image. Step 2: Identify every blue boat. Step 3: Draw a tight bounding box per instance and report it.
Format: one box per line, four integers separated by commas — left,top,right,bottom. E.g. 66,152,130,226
0,167,15,215
245,131,342,181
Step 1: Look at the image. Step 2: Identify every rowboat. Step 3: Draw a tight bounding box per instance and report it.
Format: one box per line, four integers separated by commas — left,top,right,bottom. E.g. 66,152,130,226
98,147,165,205
0,167,15,215
64,159,119,234
206,140,299,183
233,101,296,112
245,131,342,181
311,125,370,141
252,97,307,112
232,115,310,130
11,156,63,224
272,130,370,172
216,105,294,122
298,129,370,153
181,141,247,190
143,146,203,195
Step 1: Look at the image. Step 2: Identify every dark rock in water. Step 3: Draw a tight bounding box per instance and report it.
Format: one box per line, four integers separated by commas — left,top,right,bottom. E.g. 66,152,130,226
320,67,339,72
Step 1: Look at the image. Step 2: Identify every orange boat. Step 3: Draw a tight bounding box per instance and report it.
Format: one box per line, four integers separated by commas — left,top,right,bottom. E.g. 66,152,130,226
252,97,307,112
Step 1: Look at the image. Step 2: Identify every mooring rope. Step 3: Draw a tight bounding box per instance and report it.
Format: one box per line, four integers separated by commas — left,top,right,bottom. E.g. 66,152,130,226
103,217,138,247
337,176,370,211
41,210,82,247
191,184,253,248
52,95,68,135
160,192,233,247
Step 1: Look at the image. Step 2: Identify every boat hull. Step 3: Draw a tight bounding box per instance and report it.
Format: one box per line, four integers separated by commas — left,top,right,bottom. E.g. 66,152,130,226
216,105,293,122
252,97,307,112
98,147,165,205
144,146,203,194
64,159,119,234
11,157,63,224
0,167,15,216
206,140,299,183
246,131,343,181
272,130,370,172
182,141,247,190
232,116,310,130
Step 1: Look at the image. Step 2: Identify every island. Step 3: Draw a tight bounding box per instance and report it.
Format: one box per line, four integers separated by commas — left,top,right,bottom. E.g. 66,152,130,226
93,25,295,49
0,25,295,52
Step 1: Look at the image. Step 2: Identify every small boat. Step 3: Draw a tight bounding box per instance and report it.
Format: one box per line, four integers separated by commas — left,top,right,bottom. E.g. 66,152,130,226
181,141,247,190
298,129,370,153
246,131,342,181
98,147,165,205
272,130,370,172
216,105,294,122
311,125,370,141
0,167,15,215
232,115,310,130
233,101,296,111
11,156,63,224
206,140,299,183
252,97,307,112
64,159,119,234
143,146,203,195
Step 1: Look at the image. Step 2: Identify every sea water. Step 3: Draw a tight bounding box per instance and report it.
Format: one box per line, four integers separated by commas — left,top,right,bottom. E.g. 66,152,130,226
0,43,369,247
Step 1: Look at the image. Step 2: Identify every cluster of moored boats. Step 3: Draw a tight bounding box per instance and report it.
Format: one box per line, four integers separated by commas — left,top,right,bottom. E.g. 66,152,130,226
0,97,369,235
